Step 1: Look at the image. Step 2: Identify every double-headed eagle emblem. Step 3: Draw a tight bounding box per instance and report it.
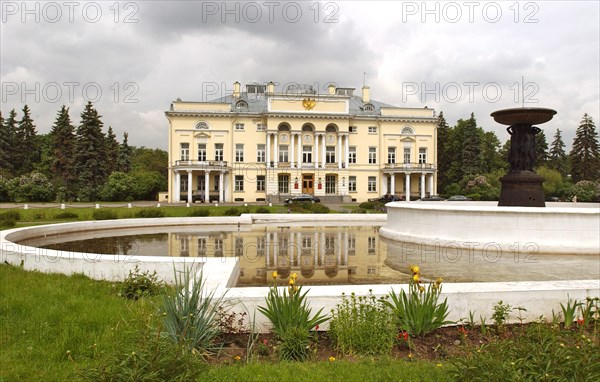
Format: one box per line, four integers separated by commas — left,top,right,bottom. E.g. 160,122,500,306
302,98,316,110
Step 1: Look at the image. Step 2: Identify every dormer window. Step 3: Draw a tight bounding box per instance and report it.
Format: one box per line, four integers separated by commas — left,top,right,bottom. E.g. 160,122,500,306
236,100,248,110
363,104,375,112
195,121,209,130
401,126,415,135
246,84,265,94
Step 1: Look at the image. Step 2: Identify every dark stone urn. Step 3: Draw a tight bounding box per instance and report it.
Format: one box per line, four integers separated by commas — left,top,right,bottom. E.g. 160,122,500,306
491,107,557,207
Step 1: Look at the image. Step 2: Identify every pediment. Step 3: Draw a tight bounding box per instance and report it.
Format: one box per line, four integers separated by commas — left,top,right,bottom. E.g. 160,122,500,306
194,131,211,138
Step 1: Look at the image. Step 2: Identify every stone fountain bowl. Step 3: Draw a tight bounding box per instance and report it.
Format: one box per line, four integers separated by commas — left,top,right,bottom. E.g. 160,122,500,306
491,107,557,126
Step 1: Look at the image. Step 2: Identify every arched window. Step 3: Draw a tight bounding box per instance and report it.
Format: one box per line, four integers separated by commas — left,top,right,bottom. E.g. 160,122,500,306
325,124,338,133
401,126,415,135
278,123,290,132
235,100,248,110
301,124,314,132
195,121,209,130
363,103,375,112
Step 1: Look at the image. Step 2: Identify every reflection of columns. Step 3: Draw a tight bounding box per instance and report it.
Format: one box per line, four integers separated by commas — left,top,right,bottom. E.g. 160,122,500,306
313,232,318,265
391,173,396,195
297,134,302,165
344,135,349,167
338,135,342,169
274,134,278,168
266,134,271,167
273,232,278,266
429,174,435,196
290,134,295,167
405,173,411,202
420,173,426,199
321,136,326,168
204,172,210,203
314,134,319,168
320,232,325,265
174,171,181,202
266,232,271,267
265,236,270,267
337,231,342,265
219,172,224,202
343,232,348,266
187,170,193,203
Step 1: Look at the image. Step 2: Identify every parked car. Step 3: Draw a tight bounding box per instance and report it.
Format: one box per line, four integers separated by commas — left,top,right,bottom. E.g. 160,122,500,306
447,195,472,201
417,195,447,201
369,194,404,203
284,194,321,204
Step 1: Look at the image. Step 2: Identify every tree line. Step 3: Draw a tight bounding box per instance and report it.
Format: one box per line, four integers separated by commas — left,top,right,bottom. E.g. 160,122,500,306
436,112,600,202
0,102,167,202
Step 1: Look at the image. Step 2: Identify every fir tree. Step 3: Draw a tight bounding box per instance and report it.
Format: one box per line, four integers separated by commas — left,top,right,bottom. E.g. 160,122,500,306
73,102,108,200
49,106,76,189
105,126,120,174
436,112,452,191
0,111,8,176
570,114,600,182
548,129,568,177
14,105,39,175
534,129,549,168
448,113,482,182
117,132,133,173
1,109,19,176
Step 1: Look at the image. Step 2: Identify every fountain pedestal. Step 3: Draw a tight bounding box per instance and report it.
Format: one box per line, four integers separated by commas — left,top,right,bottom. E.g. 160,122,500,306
491,108,557,207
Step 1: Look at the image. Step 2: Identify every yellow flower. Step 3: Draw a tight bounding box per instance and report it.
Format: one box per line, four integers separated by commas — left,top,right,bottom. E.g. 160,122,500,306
412,274,420,283
291,272,298,280
234,355,241,361
408,353,413,359
410,265,420,274
418,285,425,293
435,277,443,285
271,271,278,279
329,356,336,362
436,363,442,367
288,278,295,286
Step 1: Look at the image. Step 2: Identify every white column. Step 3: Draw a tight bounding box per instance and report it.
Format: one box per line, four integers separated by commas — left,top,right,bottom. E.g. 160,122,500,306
343,233,348,266
290,134,295,167
265,234,270,267
313,232,319,266
266,233,272,267
204,172,210,202
314,134,319,168
174,171,181,202
337,231,342,265
405,173,411,202
274,133,278,168
219,172,224,202
266,133,271,168
420,173,426,199
338,134,342,169
273,232,278,267
320,232,325,265
344,135,349,168
429,174,435,196
297,134,302,166
391,173,396,195
187,170,193,204
321,136,326,168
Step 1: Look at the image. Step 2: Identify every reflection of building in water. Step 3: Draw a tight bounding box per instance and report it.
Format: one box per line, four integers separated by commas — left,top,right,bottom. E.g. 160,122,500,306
167,226,388,286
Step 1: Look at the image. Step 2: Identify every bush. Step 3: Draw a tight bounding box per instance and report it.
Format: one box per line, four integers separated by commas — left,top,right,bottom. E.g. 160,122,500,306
386,265,451,337
92,209,118,220
118,265,164,300
254,206,270,214
359,201,377,210
53,211,79,220
329,291,396,356
187,208,210,217
223,207,241,216
0,211,19,229
309,204,330,214
134,208,165,218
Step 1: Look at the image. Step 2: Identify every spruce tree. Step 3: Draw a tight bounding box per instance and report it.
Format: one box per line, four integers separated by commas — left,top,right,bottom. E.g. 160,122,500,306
73,102,108,200
534,129,549,168
570,114,600,182
449,113,482,180
49,106,76,190
548,129,568,177
436,112,452,192
14,105,39,175
0,111,8,177
1,109,18,176
117,132,133,173
105,126,120,174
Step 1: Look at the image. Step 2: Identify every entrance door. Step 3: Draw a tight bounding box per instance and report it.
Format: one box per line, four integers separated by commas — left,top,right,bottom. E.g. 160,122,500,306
302,174,314,194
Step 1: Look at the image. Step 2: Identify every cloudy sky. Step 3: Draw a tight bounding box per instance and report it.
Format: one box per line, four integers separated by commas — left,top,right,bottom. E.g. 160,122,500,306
1,0,598,150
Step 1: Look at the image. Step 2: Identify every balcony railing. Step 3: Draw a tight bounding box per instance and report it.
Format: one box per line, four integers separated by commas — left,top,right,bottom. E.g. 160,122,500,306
175,160,228,168
383,162,435,171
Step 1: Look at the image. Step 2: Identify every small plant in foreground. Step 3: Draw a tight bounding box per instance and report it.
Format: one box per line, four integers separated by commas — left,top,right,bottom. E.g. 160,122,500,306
386,265,451,337
329,291,396,356
118,265,164,300
492,300,512,331
560,296,582,328
257,272,328,361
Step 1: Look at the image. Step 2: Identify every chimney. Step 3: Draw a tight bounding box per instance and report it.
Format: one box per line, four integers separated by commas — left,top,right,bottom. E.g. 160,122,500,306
233,81,241,98
362,85,370,103
266,81,275,95
328,83,336,95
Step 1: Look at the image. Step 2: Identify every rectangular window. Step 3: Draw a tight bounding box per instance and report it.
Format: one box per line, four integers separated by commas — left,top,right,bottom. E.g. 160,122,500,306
197,144,206,161
347,235,356,255
419,148,427,164
180,143,189,161
235,144,244,162
257,175,265,191
279,145,289,163
256,123,266,131
325,235,335,256
256,237,265,256
214,175,219,191
404,147,411,164
368,176,376,192
325,175,336,194
214,238,223,256
180,178,188,192
278,174,289,193
368,236,376,254
303,146,312,163
349,126,357,133
368,126,377,134
197,238,206,257
387,147,396,164
235,123,244,131
348,146,356,164
349,176,357,192
215,143,224,161
326,146,336,164
235,175,244,191
257,144,266,162
235,237,243,256
197,175,205,191
180,237,189,256
368,147,377,164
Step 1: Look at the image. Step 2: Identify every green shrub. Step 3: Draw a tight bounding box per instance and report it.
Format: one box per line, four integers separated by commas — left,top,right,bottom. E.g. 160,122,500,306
309,204,330,214
134,208,166,218
359,201,377,210
223,207,241,216
277,325,312,361
386,265,451,337
187,208,210,217
1,210,21,221
92,209,118,220
118,265,164,300
354,208,367,214
53,211,79,219
255,206,270,214
329,291,396,356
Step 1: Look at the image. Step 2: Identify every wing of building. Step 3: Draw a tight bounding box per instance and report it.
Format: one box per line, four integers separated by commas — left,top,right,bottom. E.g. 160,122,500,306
165,81,438,204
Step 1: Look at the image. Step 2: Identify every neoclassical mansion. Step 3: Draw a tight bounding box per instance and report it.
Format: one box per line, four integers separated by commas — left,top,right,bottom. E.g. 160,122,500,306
165,82,438,203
